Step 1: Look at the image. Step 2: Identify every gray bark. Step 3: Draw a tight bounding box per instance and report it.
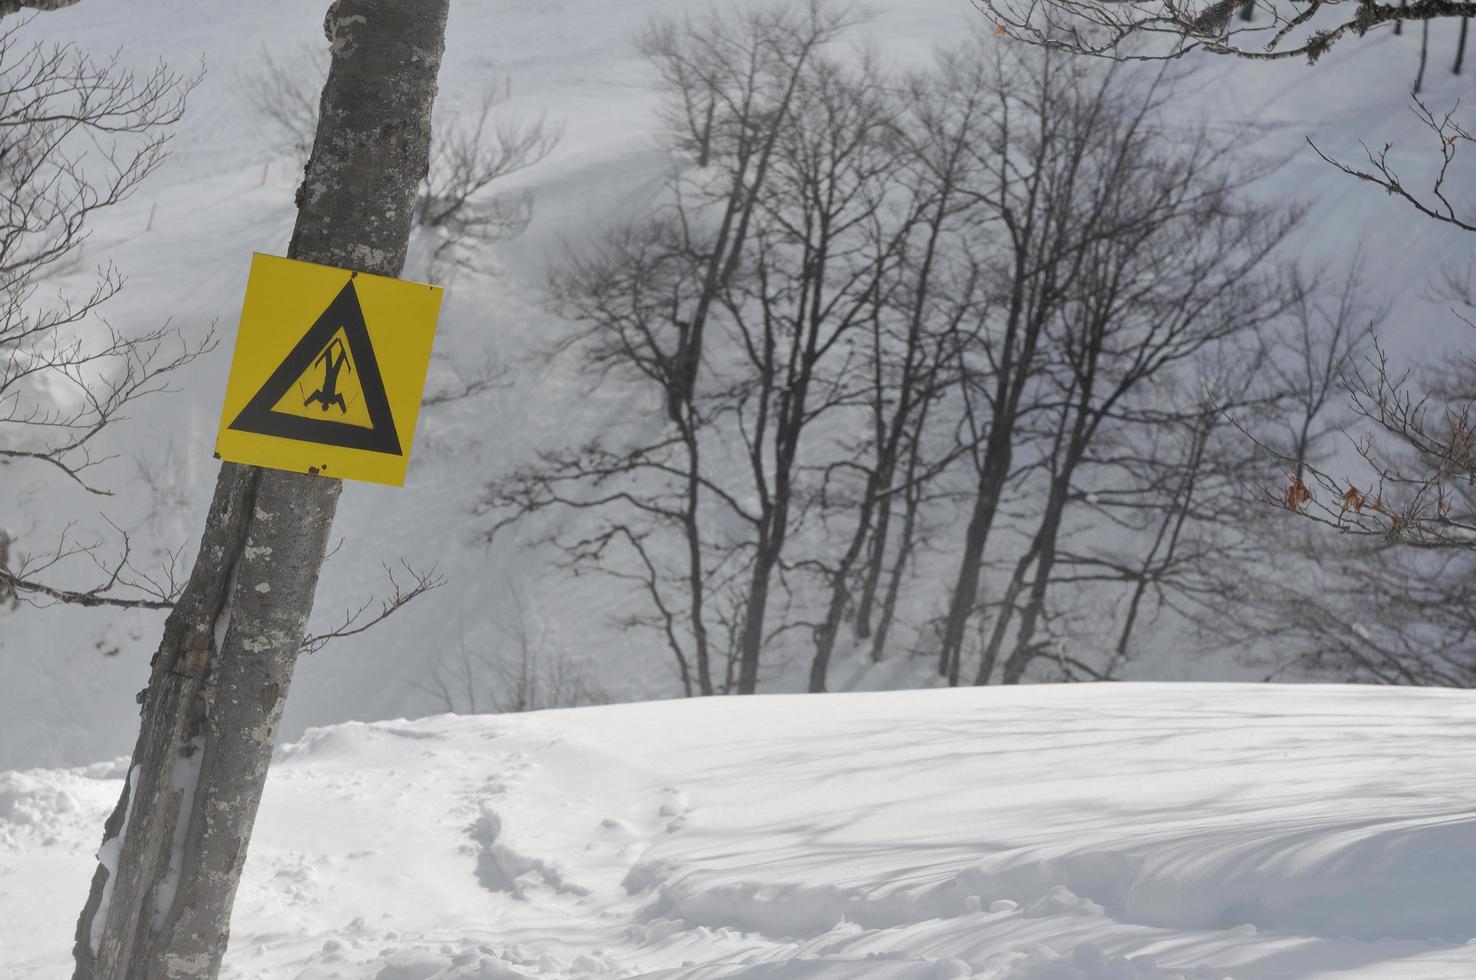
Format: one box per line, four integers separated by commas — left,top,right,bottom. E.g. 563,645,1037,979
72,3,449,977
867,403,929,663
0,0,79,15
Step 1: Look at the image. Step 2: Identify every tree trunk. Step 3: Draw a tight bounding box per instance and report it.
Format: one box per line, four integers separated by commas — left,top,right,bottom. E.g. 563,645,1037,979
736,388,808,695
933,257,1043,686
681,423,714,696
697,97,715,168
868,490,917,663
854,196,949,645
736,545,778,694
976,536,1040,685
1111,421,1209,670
809,366,898,690
976,388,1077,685
868,414,927,664
1001,492,1066,684
808,567,852,693
1001,390,1095,684
808,415,906,692
666,35,819,424
1415,19,1430,93
72,3,449,977
936,428,1012,685
853,493,891,641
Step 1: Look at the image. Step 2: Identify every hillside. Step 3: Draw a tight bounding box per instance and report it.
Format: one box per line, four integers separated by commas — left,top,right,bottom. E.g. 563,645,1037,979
2,0,1473,771
6,684,1476,979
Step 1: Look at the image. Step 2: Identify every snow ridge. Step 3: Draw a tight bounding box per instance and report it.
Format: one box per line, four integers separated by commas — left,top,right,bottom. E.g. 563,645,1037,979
7,683,1476,979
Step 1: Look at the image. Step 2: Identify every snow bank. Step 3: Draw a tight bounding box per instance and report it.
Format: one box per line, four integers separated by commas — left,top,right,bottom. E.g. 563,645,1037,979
5,684,1476,979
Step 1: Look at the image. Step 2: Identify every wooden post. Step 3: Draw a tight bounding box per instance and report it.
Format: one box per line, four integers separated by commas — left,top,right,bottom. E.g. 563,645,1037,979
71,2,451,977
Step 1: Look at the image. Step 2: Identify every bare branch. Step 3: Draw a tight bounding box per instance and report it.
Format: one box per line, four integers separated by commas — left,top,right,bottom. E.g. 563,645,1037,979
980,0,1472,64
299,560,444,655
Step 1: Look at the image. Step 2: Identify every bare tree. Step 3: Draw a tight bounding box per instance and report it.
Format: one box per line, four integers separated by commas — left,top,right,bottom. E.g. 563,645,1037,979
982,0,1473,63
72,3,450,976
1002,256,1378,684
978,0,1476,319
1281,338,1476,549
931,49,1209,686
243,44,559,274
980,0,1476,692
977,124,1297,685
1199,333,1452,685
1258,537,1476,687
635,0,859,423
862,385,942,664
712,48,917,694
490,11,1338,697
417,95,561,272
1098,390,1249,677
481,276,723,697
415,585,605,714
241,45,321,167
0,20,205,610
1200,266,1476,688
486,0,861,698
1009,340,1287,682
803,51,991,691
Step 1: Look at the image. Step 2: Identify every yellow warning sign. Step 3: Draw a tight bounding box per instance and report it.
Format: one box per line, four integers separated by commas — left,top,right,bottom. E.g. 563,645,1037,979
214,253,443,487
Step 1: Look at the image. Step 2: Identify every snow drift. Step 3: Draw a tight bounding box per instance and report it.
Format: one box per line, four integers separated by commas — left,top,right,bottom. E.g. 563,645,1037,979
4,684,1476,979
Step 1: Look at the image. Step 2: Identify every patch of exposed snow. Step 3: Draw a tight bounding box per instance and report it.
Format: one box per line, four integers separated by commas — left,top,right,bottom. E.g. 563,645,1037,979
10,685,1474,979
89,764,139,955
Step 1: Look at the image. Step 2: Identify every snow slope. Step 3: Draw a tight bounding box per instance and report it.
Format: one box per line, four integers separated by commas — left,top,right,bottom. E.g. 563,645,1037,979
3,0,1474,771
6,684,1476,979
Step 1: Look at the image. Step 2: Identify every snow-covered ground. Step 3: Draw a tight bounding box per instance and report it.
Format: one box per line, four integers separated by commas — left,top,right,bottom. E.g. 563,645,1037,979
5,684,1476,979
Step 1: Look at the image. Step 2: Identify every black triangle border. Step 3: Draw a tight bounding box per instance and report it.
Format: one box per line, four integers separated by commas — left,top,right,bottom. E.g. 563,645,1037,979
228,278,403,456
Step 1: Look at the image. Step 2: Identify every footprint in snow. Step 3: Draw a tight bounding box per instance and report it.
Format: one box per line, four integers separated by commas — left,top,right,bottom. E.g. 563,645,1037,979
658,787,691,833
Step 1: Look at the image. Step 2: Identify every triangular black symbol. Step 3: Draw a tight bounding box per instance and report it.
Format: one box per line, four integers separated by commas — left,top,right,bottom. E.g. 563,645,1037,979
229,279,402,455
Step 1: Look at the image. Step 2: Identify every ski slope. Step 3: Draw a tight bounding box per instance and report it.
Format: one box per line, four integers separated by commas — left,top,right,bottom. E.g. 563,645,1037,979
5,684,1476,979
1,1,1471,767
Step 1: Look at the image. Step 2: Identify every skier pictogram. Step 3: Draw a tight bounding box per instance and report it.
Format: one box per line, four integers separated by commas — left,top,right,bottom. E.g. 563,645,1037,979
305,338,352,414
227,278,402,456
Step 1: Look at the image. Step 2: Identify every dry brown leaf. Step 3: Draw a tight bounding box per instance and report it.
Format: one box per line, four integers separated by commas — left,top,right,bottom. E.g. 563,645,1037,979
1285,473,1311,511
